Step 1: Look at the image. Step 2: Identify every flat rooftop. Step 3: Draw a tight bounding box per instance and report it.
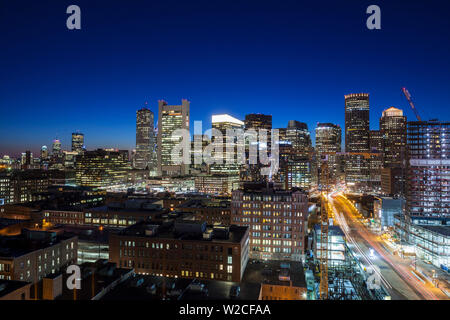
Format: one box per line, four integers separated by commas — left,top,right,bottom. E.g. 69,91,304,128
242,259,307,288
101,275,192,301
50,225,112,244
240,182,307,196
0,229,76,258
177,199,230,209
116,220,248,244
100,274,260,301
181,280,260,300
89,199,162,213
0,280,30,298
0,218,28,229
57,260,132,300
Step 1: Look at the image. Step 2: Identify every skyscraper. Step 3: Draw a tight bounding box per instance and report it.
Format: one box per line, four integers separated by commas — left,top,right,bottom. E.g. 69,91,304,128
75,149,131,187
210,114,245,176
369,130,383,153
315,123,342,182
379,107,407,196
241,114,273,182
50,138,64,169
380,107,407,168
157,99,190,176
395,120,450,269
52,138,62,156
135,106,156,173
286,120,312,157
344,93,370,189
244,113,272,146
406,120,450,218
345,93,370,153
284,121,312,189
40,146,49,169
21,151,32,169
40,146,49,160
71,132,85,153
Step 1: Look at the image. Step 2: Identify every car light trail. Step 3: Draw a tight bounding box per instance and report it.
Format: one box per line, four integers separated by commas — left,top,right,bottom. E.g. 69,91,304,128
335,194,439,300
330,198,392,290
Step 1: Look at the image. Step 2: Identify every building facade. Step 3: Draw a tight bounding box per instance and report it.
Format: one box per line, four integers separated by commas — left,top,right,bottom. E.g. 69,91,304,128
344,93,371,190
231,183,308,261
380,107,407,168
406,120,450,218
109,219,249,282
0,170,49,204
75,149,131,187
315,123,342,183
157,99,190,176
71,132,85,154
210,114,245,176
176,198,231,226
194,174,239,196
370,130,383,153
135,106,156,173
0,229,77,285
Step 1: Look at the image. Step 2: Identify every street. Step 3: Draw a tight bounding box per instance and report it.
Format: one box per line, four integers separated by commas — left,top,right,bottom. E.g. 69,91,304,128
329,193,448,300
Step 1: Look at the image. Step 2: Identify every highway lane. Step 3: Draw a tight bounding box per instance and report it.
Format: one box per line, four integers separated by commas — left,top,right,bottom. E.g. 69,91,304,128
329,195,427,300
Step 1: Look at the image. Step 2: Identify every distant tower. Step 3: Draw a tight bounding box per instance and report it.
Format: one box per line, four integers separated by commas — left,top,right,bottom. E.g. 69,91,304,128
40,146,49,160
284,120,313,189
345,93,370,153
286,120,312,157
157,99,190,176
380,107,407,168
52,139,62,156
244,113,272,148
210,114,245,176
50,138,64,170
71,132,85,153
135,103,156,173
21,151,32,168
315,123,341,182
344,93,370,189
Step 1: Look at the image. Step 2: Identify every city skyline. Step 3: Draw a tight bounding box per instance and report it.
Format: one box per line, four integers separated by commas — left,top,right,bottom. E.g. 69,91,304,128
0,0,449,304
0,95,431,158
1,0,450,155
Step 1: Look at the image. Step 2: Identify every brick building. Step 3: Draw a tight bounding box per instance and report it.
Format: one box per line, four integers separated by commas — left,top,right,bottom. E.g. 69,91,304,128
0,228,77,285
176,198,231,225
42,199,164,228
231,182,308,261
0,280,32,300
243,259,307,300
109,216,249,282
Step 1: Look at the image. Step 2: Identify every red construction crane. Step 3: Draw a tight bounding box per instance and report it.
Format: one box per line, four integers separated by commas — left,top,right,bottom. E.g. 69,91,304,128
402,87,422,121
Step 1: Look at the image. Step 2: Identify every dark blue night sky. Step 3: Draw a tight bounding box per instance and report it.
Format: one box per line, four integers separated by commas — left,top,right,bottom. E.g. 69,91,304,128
1,0,450,156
